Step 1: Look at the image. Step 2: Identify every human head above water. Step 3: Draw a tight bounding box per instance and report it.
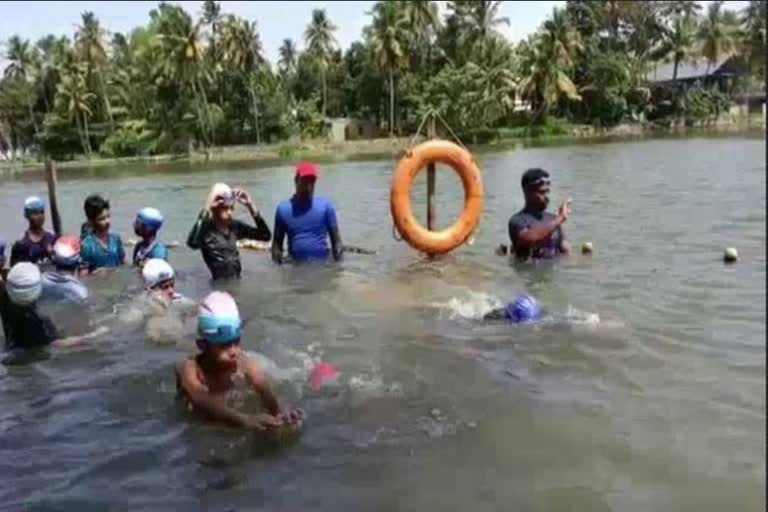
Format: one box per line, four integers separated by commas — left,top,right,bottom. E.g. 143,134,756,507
23,196,46,230
83,194,111,234
521,168,551,212
294,161,319,200
196,291,242,366
134,207,164,238
53,236,82,271
142,258,176,301
206,183,236,224
505,293,542,323
5,262,43,306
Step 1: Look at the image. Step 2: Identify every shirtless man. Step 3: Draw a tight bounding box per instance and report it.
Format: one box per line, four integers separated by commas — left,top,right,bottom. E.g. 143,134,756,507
175,291,303,431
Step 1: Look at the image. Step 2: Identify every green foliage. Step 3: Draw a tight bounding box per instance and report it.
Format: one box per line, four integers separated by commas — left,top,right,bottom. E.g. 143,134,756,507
0,0,764,161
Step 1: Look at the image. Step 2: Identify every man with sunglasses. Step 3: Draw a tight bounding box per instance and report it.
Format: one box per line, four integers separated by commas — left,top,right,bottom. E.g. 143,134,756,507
507,168,571,261
187,183,271,280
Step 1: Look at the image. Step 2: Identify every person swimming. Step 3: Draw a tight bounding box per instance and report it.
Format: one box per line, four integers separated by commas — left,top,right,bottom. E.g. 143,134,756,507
41,235,89,304
175,291,303,430
482,293,543,323
1,262,107,364
186,183,271,280
133,207,168,268
9,196,57,267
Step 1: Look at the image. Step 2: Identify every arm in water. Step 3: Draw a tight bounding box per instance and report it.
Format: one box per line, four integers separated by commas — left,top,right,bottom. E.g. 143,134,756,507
326,202,344,262
186,209,210,250
51,325,110,348
558,225,571,254
176,359,282,431
271,208,286,265
242,355,304,426
510,199,571,249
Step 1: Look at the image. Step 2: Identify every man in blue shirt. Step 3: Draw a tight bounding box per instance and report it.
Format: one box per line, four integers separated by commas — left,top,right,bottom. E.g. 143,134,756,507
271,161,343,264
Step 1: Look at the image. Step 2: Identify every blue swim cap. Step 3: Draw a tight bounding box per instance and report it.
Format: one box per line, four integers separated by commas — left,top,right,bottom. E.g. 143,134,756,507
136,207,164,233
504,294,542,323
197,291,241,344
24,196,45,213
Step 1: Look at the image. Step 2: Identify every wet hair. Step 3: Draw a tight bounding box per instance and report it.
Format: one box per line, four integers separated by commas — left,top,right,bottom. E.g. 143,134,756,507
520,168,550,190
83,195,110,221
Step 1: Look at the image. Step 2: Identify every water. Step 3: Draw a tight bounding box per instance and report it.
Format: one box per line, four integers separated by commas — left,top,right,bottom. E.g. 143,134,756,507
0,136,765,511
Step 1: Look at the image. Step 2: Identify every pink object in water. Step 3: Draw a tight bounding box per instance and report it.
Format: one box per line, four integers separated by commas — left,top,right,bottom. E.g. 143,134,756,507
309,362,339,391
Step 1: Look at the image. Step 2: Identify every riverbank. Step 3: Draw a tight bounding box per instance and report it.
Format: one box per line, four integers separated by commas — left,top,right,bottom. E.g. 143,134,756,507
1,115,764,174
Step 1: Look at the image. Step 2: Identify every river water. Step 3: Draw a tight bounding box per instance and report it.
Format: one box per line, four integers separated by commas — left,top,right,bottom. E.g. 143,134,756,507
0,136,764,511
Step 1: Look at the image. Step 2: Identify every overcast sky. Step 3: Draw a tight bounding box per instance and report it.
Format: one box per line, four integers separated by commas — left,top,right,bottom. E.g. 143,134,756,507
0,0,750,71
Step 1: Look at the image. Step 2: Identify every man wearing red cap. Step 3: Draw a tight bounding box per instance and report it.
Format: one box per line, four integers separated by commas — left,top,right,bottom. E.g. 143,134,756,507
271,161,343,264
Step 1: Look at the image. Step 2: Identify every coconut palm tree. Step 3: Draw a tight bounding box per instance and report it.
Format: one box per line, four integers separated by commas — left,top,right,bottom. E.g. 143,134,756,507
304,8,337,116
697,1,739,74
220,15,265,143
278,38,298,77
75,11,114,130
739,0,766,76
56,64,95,155
4,36,41,135
652,14,698,81
153,4,212,146
201,0,222,58
368,1,408,136
518,9,582,119
401,1,440,68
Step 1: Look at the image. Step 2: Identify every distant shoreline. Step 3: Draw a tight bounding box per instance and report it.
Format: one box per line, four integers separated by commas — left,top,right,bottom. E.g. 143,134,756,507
1,117,764,174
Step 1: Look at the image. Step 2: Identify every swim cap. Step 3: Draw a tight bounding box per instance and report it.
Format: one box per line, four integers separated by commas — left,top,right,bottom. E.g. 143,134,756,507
6,262,42,305
504,294,542,323
135,207,164,233
142,258,174,289
197,291,241,344
205,183,235,210
24,196,45,213
53,235,81,269
309,361,339,391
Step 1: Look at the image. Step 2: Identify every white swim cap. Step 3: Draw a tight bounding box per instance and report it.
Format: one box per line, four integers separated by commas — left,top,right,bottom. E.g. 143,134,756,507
197,291,241,343
205,183,234,210
24,196,45,213
6,262,42,305
142,258,175,289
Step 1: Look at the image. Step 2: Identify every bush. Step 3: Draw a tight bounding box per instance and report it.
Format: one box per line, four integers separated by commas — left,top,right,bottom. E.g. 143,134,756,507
99,120,157,157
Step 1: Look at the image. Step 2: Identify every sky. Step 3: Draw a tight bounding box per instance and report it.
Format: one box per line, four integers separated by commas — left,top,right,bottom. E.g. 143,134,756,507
0,0,751,71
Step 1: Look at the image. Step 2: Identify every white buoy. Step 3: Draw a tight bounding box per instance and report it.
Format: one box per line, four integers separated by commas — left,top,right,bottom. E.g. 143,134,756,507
582,242,593,254
724,247,738,263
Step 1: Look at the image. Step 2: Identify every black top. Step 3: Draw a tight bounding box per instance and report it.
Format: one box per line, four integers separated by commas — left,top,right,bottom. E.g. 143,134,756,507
508,207,565,261
0,285,60,350
186,209,271,280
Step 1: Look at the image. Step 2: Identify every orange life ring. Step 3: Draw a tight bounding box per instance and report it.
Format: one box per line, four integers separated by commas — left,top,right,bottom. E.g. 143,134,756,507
390,140,483,254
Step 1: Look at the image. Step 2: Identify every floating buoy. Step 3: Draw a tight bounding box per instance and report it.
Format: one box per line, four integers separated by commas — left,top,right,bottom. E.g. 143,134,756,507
724,247,738,263
582,242,593,254
390,140,483,255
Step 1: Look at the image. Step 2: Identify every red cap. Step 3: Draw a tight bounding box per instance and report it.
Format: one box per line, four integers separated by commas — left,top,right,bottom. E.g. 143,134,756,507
295,161,319,179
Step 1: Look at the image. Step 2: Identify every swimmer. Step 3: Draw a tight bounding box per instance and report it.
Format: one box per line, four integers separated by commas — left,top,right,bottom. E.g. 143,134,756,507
506,168,571,261
80,194,125,271
175,291,303,430
132,207,168,268
483,293,542,323
41,236,89,303
1,262,108,364
9,196,57,267
186,183,271,280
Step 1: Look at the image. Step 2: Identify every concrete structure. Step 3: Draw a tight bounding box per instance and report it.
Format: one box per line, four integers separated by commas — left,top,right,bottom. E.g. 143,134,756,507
323,117,378,142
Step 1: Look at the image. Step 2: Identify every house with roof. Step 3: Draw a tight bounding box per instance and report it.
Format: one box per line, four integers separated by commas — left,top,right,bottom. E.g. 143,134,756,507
646,55,765,118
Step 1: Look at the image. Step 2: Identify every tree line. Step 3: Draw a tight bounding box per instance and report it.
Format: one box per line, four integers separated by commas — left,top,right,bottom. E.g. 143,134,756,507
0,0,764,160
